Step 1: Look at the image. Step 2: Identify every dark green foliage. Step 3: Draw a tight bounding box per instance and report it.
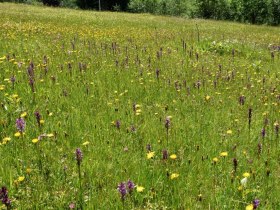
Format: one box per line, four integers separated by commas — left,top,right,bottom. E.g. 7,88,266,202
0,0,279,25
42,0,61,6
269,0,280,25
76,0,129,10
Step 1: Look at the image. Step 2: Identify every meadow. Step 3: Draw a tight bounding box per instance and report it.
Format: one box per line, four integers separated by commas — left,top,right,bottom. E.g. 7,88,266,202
0,3,280,209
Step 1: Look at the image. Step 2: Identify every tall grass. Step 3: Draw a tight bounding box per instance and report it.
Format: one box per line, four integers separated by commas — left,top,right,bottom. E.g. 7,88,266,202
0,3,280,209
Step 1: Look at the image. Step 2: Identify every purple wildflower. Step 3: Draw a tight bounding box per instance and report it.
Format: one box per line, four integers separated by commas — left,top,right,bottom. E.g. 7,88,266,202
165,117,171,130
248,108,252,129
156,68,160,79
146,144,151,152
127,180,135,193
239,95,245,105
69,203,75,209
16,118,25,133
34,111,41,127
261,128,266,139
253,199,260,209
115,120,121,129
258,143,262,156
29,78,35,93
75,148,83,166
162,149,168,160
0,186,11,208
117,182,127,200
233,158,238,172
10,75,15,83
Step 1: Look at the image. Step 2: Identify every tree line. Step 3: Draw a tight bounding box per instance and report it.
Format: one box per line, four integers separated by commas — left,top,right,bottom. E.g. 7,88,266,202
1,0,280,25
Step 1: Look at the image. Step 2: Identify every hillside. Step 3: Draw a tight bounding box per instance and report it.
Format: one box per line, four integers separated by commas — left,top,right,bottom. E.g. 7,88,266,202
0,3,280,209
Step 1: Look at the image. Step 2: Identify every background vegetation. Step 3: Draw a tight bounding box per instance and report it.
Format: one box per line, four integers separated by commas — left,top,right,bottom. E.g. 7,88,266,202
0,0,279,25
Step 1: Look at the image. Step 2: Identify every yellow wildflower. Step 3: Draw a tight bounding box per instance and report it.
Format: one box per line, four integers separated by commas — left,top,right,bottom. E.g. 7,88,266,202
246,204,254,210
205,95,211,101
136,186,145,192
227,130,233,134
147,151,155,159
213,157,218,163
243,172,250,178
32,138,39,144
170,154,177,160
20,112,27,118
39,119,45,125
18,176,25,182
170,173,179,180
220,152,228,157
14,132,21,137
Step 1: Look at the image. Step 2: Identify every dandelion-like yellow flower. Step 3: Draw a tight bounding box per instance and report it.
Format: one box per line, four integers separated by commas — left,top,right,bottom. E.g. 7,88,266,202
3,137,11,143
227,130,233,134
32,138,39,144
170,154,177,160
14,132,21,137
147,151,155,159
246,204,254,210
205,95,211,101
136,186,145,192
20,112,27,118
39,120,45,125
213,157,218,163
243,172,250,178
18,176,25,182
220,152,228,157
170,173,179,180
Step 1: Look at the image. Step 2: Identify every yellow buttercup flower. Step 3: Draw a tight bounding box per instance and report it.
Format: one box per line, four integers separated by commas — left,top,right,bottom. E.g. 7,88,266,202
246,204,253,210
39,119,45,125
170,173,179,180
32,138,39,144
170,154,177,160
18,176,25,182
20,112,27,118
205,95,211,101
213,157,218,163
14,132,21,137
220,152,228,157
243,172,250,178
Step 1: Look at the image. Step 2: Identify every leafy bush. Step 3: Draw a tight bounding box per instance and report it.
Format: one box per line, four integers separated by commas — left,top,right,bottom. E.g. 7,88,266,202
42,0,61,6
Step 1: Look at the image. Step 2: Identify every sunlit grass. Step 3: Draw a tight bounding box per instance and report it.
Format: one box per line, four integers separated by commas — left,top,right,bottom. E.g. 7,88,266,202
0,2,280,209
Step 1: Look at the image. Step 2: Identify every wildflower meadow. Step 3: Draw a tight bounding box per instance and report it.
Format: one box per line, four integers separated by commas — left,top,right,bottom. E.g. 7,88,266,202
0,3,280,209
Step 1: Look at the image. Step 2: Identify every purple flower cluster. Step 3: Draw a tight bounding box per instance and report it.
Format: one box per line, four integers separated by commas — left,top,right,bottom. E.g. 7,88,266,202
253,199,260,209
165,117,171,130
0,186,11,208
117,180,135,200
34,111,41,127
75,148,83,166
162,149,168,160
16,118,25,133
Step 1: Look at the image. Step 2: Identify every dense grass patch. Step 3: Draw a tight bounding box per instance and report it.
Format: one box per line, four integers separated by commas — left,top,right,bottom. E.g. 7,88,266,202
0,3,280,209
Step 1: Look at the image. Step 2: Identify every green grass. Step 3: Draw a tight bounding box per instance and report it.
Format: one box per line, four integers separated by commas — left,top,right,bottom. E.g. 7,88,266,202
0,3,280,209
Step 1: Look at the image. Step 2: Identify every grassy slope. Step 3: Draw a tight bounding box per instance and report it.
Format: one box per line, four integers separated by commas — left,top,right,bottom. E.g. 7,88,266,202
0,3,280,209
